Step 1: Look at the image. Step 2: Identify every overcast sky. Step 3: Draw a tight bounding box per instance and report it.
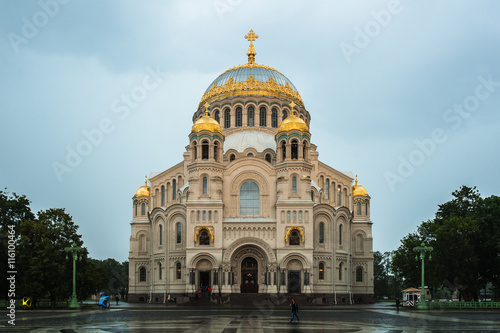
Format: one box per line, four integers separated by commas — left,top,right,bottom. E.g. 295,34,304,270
1,1,499,263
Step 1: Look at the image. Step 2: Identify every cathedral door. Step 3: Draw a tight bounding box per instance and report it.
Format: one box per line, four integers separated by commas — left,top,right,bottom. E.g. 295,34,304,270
199,271,210,288
240,257,258,293
288,271,301,294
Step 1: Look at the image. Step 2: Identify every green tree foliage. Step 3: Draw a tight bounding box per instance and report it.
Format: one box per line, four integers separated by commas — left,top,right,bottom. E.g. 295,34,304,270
392,186,500,301
90,258,129,298
0,190,106,303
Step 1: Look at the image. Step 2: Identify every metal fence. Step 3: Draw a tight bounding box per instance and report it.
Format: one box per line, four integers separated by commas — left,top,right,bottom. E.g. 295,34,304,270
429,301,500,309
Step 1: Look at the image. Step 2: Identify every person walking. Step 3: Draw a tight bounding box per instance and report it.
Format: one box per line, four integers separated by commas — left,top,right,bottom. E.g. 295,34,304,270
290,298,300,323
115,294,120,305
395,297,400,311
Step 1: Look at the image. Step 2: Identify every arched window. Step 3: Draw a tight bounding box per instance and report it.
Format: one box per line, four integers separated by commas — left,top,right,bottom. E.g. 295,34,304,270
260,107,267,126
343,188,348,207
214,110,220,124
139,267,146,282
365,203,369,215
139,234,145,251
236,107,242,127
311,190,314,202
230,154,235,162
319,262,325,280
303,140,308,160
339,224,343,245
199,229,210,245
282,110,288,121
176,262,181,279
291,140,298,160
357,202,361,215
319,222,325,244
176,222,181,244
158,262,162,280
356,267,363,282
339,262,343,281
202,177,207,194
203,211,206,220
292,176,297,193
193,142,197,160
337,185,341,205
159,225,163,245
247,106,254,126
357,234,364,252
325,179,330,199
281,141,286,161
135,202,138,216
265,153,271,163
224,108,231,128
247,153,253,157
214,141,219,161
240,181,259,216
271,108,278,128
141,203,146,216
173,179,177,200
161,185,165,206
202,140,209,160
289,230,300,245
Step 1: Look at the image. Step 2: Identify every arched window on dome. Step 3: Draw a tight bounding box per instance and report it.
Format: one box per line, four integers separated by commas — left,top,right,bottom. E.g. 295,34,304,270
229,154,235,162
260,107,267,126
141,203,146,216
265,153,272,163
271,108,278,128
224,108,231,128
291,140,298,160
281,141,286,161
236,107,242,127
282,110,288,121
292,176,297,193
365,203,369,216
202,140,209,160
172,179,177,200
193,142,197,160
319,222,325,244
240,181,259,216
337,185,341,205
247,106,254,126
303,140,308,160
357,202,361,215
202,177,207,194
214,110,220,124
214,141,219,162
161,185,165,206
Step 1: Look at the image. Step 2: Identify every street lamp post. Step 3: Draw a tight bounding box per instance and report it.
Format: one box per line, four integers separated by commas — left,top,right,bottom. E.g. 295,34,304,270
65,242,83,308
413,241,433,309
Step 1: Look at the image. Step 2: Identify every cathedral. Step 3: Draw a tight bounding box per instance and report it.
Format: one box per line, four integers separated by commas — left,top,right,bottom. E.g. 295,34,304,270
128,31,374,304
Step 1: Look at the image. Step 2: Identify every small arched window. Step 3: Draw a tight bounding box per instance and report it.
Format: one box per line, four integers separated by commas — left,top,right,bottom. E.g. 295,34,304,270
289,230,300,245
337,185,341,205
247,106,254,126
303,140,308,160
319,222,325,244
271,108,278,128
247,153,253,157
319,262,325,280
281,141,286,161
176,222,181,244
214,110,220,124
135,202,138,216
161,185,165,206
365,203,369,215
356,267,363,282
202,140,209,160
173,179,177,200
230,154,236,162
339,262,343,281
240,181,259,216
176,262,182,279
141,203,146,216
325,179,330,199
357,202,361,215
214,141,219,161
158,262,162,280
193,142,197,160
260,107,267,126
282,110,288,121
311,190,314,202
339,224,343,245
224,108,231,128
139,267,146,282
199,229,210,245
159,225,163,245
292,176,297,193
236,107,242,127
291,140,298,160
265,154,272,163
202,177,207,194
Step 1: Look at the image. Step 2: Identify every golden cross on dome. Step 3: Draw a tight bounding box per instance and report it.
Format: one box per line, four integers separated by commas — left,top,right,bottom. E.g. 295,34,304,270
144,175,148,186
204,102,210,116
244,29,259,64
289,101,296,115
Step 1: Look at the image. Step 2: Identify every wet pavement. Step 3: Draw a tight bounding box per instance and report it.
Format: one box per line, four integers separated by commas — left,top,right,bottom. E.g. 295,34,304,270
2,301,500,332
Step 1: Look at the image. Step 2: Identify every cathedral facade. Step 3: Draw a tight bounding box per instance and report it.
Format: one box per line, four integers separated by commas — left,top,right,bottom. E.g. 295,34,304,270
128,31,374,304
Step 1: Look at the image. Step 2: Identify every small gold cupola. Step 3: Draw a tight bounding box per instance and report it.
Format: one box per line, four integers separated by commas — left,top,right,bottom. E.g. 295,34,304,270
191,102,223,134
277,101,309,133
134,175,151,197
352,175,369,197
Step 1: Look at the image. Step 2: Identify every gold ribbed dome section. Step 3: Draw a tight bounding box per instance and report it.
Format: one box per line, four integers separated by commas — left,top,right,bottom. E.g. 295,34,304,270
191,107,223,134
134,176,150,197
352,175,369,197
277,102,309,133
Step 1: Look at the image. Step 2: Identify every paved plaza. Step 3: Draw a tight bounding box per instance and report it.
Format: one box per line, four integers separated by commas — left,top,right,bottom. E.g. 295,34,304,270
3,302,500,332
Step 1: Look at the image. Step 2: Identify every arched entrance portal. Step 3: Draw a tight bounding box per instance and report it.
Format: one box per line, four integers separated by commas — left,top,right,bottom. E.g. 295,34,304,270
241,257,258,293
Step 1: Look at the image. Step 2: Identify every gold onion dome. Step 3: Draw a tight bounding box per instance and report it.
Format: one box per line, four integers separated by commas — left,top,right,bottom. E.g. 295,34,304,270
198,30,304,109
191,104,223,134
277,102,309,132
352,175,369,197
134,176,150,197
